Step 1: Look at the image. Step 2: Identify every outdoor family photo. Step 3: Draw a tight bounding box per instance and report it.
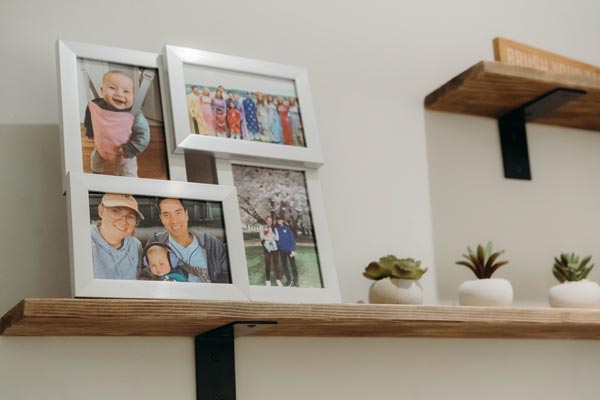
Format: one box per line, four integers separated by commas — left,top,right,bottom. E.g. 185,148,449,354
88,192,230,284
78,58,169,179
231,165,322,288
184,83,306,147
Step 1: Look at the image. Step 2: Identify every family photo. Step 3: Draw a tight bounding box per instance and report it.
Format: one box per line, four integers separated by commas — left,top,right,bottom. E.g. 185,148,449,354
77,58,170,179
183,62,306,147
88,192,230,284
231,165,322,288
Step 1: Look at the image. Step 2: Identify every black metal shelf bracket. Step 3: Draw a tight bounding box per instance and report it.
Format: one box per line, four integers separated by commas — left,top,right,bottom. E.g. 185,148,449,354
498,87,585,180
195,321,277,400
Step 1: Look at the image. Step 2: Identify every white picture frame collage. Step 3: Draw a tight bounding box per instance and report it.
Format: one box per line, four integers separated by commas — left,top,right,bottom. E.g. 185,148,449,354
57,40,340,303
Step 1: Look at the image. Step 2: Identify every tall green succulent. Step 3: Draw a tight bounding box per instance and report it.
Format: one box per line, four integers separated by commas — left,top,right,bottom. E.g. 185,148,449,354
363,255,428,281
455,241,509,279
553,253,594,283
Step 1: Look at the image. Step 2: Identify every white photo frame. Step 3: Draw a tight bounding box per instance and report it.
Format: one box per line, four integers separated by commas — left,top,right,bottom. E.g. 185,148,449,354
216,159,340,303
163,45,324,168
56,40,186,192
66,172,249,300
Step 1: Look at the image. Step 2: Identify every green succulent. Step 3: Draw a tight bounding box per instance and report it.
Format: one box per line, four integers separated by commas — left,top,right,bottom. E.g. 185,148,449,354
553,253,594,283
455,241,509,279
363,255,428,281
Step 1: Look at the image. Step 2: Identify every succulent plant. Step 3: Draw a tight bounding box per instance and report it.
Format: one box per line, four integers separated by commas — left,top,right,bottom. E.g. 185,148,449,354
553,253,594,283
455,241,509,279
363,255,427,281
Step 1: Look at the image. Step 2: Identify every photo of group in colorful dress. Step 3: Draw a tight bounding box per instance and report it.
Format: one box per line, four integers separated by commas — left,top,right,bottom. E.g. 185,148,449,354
184,84,306,147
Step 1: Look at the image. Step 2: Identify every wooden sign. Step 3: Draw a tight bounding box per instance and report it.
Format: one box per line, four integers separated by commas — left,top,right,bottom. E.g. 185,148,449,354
493,37,600,79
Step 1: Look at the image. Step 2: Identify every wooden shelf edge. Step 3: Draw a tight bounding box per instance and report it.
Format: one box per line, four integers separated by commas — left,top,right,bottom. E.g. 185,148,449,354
3,298,600,340
425,61,600,110
424,61,600,132
424,61,486,109
0,300,24,336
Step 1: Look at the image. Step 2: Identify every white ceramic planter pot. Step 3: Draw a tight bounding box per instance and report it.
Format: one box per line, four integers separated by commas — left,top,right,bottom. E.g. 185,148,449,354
549,280,600,308
368,278,423,305
458,278,513,307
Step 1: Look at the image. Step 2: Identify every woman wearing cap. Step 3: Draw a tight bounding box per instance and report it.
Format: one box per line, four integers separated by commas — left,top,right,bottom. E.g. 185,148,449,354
91,193,144,280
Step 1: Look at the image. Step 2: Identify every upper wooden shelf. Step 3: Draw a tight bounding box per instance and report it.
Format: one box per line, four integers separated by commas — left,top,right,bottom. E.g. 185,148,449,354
425,61,600,131
3,298,600,340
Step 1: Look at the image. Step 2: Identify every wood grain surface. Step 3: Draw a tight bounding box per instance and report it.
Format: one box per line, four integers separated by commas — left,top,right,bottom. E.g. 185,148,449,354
424,61,600,131
3,298,600,339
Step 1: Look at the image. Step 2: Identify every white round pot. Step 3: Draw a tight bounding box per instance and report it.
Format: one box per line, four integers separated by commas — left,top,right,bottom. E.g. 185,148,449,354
368,278,423,305
458,278,513,307
549,280,600,308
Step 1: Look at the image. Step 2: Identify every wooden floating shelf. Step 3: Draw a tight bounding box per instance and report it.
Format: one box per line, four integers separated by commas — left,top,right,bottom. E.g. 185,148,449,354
3,298,600,340
425,61,600,132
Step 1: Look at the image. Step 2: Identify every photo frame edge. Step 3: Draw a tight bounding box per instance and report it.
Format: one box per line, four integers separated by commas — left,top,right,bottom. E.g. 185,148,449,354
57,40,85,193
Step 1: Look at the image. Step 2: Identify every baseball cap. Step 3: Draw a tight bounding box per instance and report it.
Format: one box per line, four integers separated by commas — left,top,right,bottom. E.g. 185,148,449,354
101,193,145,220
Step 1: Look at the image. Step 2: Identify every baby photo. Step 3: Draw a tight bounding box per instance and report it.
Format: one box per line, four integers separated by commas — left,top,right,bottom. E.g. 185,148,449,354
77,58,170,179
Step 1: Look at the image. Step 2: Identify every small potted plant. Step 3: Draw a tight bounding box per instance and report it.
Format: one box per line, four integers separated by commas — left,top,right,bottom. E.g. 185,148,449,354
363,255,427,304
455,241,512,307
549,253,600,308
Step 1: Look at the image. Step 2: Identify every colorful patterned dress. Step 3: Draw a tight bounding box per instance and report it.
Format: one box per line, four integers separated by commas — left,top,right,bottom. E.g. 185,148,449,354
278,103,293,145
256,102,270,142
288,104,303,146
243,97,260,140
212,97,228,137
201,95,215,135
267,102,282,144
227,107,241,139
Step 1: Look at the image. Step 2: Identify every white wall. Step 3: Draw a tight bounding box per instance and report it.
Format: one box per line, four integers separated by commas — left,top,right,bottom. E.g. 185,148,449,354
2,0,600,398
427,115,600,306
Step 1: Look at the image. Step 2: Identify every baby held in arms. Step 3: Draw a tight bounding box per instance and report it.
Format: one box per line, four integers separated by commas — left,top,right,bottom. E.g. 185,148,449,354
139,242,201,282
